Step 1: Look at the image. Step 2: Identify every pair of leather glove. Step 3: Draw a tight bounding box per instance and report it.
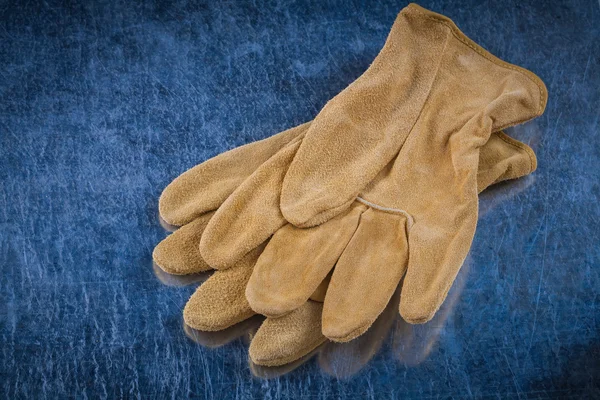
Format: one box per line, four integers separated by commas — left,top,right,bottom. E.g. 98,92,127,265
153,3,547,367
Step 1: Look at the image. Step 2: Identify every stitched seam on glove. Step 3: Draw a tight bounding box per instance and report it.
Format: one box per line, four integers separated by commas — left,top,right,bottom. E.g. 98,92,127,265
355,197,415,230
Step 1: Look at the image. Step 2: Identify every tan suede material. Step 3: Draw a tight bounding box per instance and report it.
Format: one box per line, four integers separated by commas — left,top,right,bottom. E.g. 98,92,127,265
160,129,535,311
159,122,309,226
477,131,538,189
248,301,325,367
280,3,547,228
320,208,409,341
182,244,265,331
309,274,331,302
152,213,214,275
200,136,302,269
156,168,532,369
245,203,368,317
250,287,400,372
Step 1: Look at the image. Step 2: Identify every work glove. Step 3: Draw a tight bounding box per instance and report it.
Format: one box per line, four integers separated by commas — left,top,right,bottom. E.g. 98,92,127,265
154,126,538,365
155,3,546,361
155,153,535,368
193,4,546,340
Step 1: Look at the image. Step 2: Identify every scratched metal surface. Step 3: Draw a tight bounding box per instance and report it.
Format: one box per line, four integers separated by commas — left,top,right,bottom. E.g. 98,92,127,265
1,0,599,398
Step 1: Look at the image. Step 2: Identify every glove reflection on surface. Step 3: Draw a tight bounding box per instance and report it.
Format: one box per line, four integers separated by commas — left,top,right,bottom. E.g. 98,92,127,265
392,258,471,367
152,261,211,287
184,316,263,349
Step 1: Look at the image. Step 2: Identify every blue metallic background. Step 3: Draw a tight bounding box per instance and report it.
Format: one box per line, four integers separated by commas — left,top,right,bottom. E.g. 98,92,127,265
1,0,599,398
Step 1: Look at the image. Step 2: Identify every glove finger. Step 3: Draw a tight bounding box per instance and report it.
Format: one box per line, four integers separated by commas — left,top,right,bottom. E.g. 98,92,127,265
183,244,264,331
200,138,302,269
153,212,214,275
477,130,537,192
399,198,478,324
245,203,366,317
159,122,309,226
249,301,326,367
323,208,409,342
